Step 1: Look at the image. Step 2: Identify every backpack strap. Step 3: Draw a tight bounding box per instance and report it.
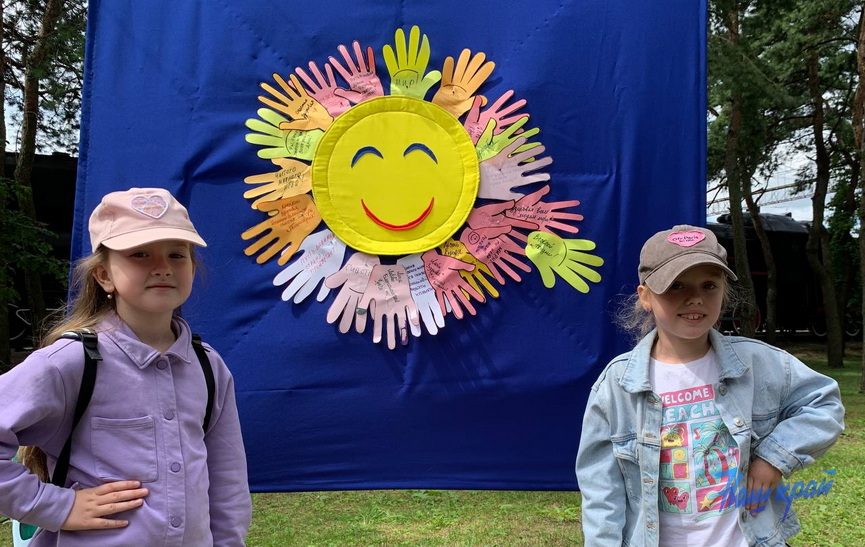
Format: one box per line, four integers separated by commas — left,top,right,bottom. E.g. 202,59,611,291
191,334,215,433
52,329,101,487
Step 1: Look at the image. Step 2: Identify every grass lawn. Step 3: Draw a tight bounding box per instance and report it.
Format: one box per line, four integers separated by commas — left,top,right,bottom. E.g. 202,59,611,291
2,341,863,546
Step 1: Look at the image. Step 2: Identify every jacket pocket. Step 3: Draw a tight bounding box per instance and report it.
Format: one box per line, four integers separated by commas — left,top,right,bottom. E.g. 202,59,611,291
612,436,642,503
91,416,158,483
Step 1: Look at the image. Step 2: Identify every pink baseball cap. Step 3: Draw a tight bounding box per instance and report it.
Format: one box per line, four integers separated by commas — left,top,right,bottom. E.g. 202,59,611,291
89,187,207,252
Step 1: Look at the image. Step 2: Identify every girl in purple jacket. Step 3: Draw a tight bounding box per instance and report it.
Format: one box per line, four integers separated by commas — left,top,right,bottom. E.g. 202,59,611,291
0,188,251,546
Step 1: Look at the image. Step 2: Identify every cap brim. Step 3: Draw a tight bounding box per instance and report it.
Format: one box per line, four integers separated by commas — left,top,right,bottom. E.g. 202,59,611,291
99,228,207,251
643,255,737,293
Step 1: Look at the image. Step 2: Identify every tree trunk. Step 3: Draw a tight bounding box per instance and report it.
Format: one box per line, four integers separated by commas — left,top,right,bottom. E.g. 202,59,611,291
805,54,844,368
854,5,865,390
743,191,777,344
0,0,11,371
12,0,65,339
723,7,758,338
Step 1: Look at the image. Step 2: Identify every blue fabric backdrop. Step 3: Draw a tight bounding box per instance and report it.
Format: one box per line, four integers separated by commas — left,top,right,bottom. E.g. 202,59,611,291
73,0,707,491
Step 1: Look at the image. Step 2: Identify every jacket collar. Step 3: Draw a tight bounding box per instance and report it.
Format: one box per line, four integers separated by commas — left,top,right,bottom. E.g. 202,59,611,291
618,328,750,393
98,312,195,369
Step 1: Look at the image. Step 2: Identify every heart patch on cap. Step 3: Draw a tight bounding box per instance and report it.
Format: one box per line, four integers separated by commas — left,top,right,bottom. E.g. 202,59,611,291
667,230,705,247
131,195,169,219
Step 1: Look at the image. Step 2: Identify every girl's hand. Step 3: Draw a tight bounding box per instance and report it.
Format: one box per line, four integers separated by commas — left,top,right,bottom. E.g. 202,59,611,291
746,457,781,512
61,480,149,530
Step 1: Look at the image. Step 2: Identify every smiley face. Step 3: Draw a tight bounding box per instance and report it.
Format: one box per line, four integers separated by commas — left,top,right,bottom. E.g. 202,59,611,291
312,96,479,255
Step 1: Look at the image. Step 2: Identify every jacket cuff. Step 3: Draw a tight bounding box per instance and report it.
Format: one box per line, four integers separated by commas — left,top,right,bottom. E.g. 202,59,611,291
22,483,76,532
754,436,800,478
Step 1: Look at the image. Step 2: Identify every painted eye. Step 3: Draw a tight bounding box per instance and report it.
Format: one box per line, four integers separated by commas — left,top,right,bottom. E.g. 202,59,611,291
403,142,437,163
350,146,383,167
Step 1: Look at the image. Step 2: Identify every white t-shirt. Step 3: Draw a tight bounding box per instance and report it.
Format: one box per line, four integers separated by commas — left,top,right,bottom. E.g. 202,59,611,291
649,350,748,547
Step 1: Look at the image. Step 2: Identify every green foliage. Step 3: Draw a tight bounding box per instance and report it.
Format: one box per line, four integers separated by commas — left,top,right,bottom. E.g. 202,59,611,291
0,178,67,304
3,0,87,154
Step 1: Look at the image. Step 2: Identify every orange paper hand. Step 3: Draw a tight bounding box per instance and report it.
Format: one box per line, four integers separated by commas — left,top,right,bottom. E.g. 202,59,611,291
432,49,495,118
258,73,334,132
241,194,321,265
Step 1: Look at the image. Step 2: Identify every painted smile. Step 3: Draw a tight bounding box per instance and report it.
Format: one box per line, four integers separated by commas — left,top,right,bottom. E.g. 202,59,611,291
361,198,435,231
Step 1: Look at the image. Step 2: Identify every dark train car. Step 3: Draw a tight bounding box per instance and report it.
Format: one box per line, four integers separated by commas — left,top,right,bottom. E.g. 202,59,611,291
708,213,860,337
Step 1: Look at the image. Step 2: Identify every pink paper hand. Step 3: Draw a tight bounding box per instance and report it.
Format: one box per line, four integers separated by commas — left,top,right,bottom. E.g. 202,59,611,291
505,185,584,241
479,136,553,200
330,41,384,104
295,61,352,117
463,90,528,143
325,252,380,334
421,250,485,320
466,201,537,234
357,265,420,349
460,226,531,284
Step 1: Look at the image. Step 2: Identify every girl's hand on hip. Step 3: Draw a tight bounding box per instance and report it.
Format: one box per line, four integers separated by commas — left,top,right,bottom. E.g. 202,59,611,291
61,480,149,530
746,457,781,512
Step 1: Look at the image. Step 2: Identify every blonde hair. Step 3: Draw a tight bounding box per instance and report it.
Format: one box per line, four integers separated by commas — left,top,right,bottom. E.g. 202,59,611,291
19,244,199,481
615,275,738,345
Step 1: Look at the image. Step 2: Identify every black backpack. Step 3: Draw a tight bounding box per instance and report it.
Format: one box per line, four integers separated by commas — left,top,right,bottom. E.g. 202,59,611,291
50,329,215,486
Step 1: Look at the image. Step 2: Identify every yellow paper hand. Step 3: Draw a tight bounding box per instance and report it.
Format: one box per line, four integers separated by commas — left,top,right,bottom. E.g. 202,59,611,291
439,238,500,299
525,232,604,293
245,108,324,161
243,158,312,209
382,26,442,99
241,194,322,265
258,73,334,131
432,49,495,118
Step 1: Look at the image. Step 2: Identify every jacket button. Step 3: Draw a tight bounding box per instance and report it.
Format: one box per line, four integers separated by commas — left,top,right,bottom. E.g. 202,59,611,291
718,385,728,395
734,417,744,426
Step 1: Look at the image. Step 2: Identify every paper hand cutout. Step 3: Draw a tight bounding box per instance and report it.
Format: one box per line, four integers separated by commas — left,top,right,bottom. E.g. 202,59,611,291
439,239,500,300
505,185,583,240
475,117,540,163
382,26,442,99
258,74,334,132
466,201,538,233
273,229,347,304
396,254,446,336
460,226,531,284
505,185,583,241
478,136,552,200
242,194,321,265
463,90,527,143
245,108,324,160
243,158,312,209
525,232,604,292
421,249,485,319
325,252,380,334
295,61,352,118
432,49,495,118
330,41,384,104
357,265,420,349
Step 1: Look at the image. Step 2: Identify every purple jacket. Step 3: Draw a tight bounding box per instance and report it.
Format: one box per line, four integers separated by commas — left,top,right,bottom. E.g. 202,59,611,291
0,314,251,546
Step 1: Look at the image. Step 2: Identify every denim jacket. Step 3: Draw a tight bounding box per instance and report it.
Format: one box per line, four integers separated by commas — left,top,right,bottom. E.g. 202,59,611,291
576,329,844,546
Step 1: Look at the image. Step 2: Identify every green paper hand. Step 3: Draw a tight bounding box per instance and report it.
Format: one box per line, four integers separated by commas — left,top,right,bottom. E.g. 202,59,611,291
475,117,540,163
525,232,604,293
243,158,312,209
245,108,323,161
432,49,495,118
382,26,442,99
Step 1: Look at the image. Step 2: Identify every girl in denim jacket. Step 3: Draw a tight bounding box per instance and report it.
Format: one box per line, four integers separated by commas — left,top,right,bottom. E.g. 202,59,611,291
576,225,844,546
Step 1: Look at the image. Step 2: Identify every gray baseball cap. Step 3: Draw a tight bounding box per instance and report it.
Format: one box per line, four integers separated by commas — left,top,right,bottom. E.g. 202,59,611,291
638,225,737,293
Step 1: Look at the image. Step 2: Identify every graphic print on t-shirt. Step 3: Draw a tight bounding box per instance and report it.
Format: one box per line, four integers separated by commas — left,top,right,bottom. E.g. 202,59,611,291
658,384,739,519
